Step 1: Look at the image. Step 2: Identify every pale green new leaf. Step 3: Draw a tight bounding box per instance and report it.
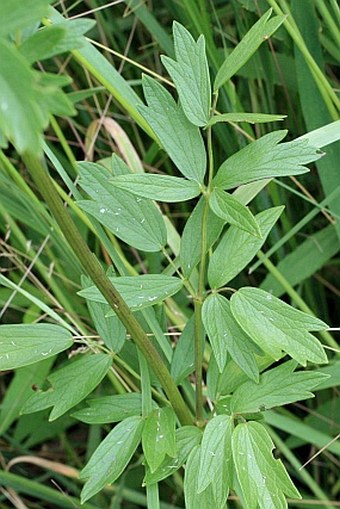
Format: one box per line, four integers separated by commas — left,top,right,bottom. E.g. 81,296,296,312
213,131,323,190
208,206,284,288
21,354,112,421
209,188,261,237
231,360,329,414
214,9,285,91
78,275,182,313
144,426,202,485
72,393,145,424
19,19,95,63
202,294,259,380
232,422,300,509
230,287,328,365
109,174,201,202
0,324,73,370
161,22,210,126
184,446,215,509
180,196,224,277
139,75,206,183
197,414,232,497
0,0,51,38
80,416,143,503
78,161,167,252
142,407,176,472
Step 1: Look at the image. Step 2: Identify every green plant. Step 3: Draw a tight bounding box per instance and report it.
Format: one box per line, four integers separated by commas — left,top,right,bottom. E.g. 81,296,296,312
0,2,339,508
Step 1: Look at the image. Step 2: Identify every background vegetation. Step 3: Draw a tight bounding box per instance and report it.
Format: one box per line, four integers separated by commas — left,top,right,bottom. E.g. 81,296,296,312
0,0,339,507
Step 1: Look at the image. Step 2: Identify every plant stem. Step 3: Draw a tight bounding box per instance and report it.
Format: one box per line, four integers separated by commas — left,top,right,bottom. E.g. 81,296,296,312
194,111,216,426
23,153,192,426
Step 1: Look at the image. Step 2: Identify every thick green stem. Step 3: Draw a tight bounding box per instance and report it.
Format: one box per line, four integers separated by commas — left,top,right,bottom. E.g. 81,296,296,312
23,153,192,426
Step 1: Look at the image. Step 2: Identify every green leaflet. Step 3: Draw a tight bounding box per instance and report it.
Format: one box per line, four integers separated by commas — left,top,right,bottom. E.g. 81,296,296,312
142,407,176,472
77,161,167,252
214,9,286,91
180,196,225,277
139,75,207,183
207,112,286,126
232,422,300,509
143,426,202,485
209,188,261,237
19,19,95,64
230,287,328,365
197,414,233,500
161,22,211,126
184,446,215,509
202,294,259,380
21,353,112,421
80,416,143,503
208,206,284,288
213,130,323,190
0,41,48,154
0,324,73,370
0,0,51,38
72,393,146,424
78,274,182,313
171,315,195,385
109,174,201,202
230,360,329,414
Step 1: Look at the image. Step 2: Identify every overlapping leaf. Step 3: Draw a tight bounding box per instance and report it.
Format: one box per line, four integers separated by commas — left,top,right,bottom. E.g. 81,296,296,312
209,188,261,237
142,407,176,472
161,22,211,126
202,294,259,380
232,422,301,509
21,354,112,421
208,206,284,288
72,393,145,424
78,161,167,252
139,75,206,183
213,130,323,189
144,426,202,485
230,287,328,365
78,274,182,313
180,196,224,277
0,324,73,370
80,416,143,503
231,360,329,414
109,174,201,202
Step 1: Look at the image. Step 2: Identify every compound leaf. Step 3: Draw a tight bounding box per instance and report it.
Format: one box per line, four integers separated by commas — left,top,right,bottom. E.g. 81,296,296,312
21,353,112,421
213,130,323,190
231,360,329,414
230,287,328,365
